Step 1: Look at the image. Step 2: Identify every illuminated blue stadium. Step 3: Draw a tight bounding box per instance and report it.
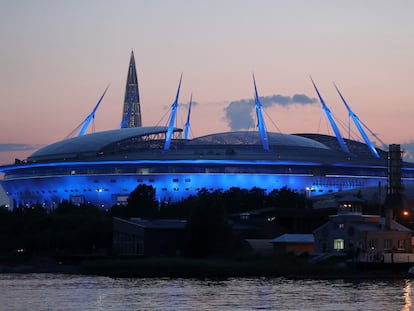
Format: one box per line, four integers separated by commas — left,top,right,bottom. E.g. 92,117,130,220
1,54,414,209
1,126,414,209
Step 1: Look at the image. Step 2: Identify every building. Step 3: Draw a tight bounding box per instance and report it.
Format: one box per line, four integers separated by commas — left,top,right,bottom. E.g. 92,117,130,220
271,233,315,256
112,217,186,257
313,195,412,262
1,54,414,209
121,51,142,128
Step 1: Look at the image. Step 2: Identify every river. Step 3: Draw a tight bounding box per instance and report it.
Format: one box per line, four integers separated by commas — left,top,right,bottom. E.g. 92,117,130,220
0,274,412,310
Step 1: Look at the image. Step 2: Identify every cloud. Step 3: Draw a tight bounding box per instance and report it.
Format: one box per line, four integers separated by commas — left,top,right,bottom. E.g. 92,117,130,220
224,94,318,131
0,144,42,153
162,101,200,111
179,100,199,110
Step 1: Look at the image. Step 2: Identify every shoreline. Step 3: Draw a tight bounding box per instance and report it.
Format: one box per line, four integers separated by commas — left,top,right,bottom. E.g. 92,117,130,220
1,256,413,280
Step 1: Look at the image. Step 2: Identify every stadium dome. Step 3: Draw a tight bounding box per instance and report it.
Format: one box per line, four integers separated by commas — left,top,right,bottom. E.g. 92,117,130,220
1,52,413,209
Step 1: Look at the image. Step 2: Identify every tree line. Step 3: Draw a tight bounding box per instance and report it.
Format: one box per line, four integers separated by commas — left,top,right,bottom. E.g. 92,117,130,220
0,185,324,258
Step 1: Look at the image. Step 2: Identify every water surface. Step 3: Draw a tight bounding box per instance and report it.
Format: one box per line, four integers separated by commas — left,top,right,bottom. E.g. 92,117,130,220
0,274,411,310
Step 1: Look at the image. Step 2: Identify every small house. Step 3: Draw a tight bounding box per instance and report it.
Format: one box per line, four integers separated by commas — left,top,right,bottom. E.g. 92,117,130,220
313,195,412,262
271,233,315,256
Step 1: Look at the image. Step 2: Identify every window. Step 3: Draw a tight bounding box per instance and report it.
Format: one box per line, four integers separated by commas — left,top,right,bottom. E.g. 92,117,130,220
338,223,345,229
334,239,344,251
398,239,406,250
384,239,392,250
369,239,378,250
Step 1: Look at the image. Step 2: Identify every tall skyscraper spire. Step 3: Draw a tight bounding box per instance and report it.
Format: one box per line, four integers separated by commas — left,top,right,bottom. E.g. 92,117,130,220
120,50,142,128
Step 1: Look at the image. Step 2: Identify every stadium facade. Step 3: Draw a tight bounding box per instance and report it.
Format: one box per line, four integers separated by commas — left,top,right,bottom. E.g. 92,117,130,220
1,53,414,209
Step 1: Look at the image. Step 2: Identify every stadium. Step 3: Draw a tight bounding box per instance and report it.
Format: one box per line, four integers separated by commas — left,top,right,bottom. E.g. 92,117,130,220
1,53,414,209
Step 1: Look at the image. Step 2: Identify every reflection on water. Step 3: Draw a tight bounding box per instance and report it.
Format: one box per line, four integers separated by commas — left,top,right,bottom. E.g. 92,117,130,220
0,274,412,311
402,280,412,311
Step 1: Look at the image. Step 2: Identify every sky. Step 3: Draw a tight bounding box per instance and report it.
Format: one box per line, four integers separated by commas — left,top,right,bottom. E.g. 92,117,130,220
1,0,414,166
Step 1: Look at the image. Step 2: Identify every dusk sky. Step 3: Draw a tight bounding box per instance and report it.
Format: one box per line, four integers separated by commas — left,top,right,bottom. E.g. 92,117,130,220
1,0,414,165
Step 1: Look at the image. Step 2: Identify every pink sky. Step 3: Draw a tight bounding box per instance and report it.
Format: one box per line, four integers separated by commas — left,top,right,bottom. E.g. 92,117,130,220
1,1,414,165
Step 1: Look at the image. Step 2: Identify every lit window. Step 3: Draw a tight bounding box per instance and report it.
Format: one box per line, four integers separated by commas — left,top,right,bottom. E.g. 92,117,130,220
333,239,344,251
369,239,377,250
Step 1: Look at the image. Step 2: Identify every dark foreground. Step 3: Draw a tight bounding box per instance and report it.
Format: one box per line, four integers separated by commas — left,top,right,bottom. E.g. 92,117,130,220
2,255,413,280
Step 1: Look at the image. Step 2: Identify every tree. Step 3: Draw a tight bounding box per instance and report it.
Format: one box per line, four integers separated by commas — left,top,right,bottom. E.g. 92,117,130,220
49,201,112,253
185,190,233,257
125,184,159,218
267,187,307,208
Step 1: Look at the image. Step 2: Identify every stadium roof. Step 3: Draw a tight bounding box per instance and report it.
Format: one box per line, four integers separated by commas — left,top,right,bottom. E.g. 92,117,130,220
28,126,177,161
24,125,391,164
188,131,330,149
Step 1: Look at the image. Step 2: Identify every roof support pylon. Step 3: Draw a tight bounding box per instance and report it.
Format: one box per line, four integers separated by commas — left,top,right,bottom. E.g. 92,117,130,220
333,83,379,159
184,94,192,140
253,74,269,151
163,74,182,151
310,77,350,155
78,84,110,136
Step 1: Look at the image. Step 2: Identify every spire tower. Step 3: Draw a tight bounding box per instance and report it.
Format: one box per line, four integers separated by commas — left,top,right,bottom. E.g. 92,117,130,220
121,51,142,128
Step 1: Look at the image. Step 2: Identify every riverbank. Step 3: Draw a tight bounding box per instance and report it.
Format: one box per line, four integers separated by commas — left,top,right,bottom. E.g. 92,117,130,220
0,255,80,274
1,255,413,279
78,256,413,279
